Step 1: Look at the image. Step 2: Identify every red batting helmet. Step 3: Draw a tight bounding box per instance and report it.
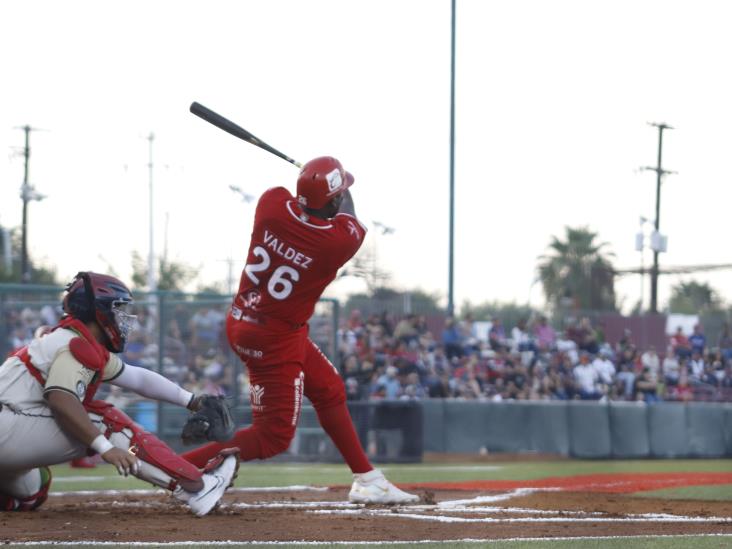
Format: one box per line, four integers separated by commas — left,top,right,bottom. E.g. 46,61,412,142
296,156,354,209
62,272,136,353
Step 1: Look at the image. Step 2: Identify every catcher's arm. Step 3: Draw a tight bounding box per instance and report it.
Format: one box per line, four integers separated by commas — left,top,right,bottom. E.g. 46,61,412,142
110,363,193,408
46,390,139,476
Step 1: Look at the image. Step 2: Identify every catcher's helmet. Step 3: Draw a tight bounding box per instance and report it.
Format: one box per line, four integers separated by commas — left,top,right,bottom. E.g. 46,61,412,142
296,156,354,209
62,272,136,353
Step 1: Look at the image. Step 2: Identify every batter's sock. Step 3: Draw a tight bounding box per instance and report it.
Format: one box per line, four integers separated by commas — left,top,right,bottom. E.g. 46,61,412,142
315,402,372,474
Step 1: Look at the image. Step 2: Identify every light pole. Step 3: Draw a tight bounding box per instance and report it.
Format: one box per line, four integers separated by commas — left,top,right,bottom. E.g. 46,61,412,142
447,0,456,317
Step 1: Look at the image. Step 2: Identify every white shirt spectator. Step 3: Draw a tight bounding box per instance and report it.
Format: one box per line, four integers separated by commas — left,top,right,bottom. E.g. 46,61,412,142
592,356,616,385
662,354,680,382
510,326,531,353
689,356,705,380
641,348,661,376
574,362,599,394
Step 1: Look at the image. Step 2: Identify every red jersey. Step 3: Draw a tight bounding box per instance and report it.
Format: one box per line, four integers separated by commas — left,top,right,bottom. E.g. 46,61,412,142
232,187,366,327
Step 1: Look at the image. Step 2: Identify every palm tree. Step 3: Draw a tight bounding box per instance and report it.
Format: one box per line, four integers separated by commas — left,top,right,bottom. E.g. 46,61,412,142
668,280,721,314
537,226,616,312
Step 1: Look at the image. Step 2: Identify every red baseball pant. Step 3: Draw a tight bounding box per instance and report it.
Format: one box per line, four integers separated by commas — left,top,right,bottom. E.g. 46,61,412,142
182,319,371,474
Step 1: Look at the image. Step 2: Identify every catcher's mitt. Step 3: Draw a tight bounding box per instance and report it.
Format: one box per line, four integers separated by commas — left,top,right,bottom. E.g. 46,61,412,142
181,395,235,445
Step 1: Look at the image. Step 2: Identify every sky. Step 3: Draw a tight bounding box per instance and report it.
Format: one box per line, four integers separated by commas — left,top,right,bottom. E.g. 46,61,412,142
1,0,732,314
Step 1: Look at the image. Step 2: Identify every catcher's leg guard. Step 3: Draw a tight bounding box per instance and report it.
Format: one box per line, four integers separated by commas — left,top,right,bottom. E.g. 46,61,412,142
0,467,52,512
85,400,203,492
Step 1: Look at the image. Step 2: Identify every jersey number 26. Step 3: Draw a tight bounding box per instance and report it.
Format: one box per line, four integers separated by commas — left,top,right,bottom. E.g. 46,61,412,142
244,246,300,300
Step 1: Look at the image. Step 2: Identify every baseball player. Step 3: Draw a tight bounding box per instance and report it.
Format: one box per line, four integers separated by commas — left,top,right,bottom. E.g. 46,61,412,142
0,272,238,516
181,156,418,503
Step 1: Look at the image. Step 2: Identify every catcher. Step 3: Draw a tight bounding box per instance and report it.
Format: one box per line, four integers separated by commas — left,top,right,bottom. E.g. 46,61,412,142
0,272,238,516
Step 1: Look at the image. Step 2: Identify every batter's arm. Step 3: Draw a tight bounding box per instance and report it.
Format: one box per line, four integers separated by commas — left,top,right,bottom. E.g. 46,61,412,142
46,390,139,475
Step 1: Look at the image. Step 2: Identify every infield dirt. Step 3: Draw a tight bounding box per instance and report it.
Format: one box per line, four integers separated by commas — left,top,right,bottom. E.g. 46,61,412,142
2,473,731,543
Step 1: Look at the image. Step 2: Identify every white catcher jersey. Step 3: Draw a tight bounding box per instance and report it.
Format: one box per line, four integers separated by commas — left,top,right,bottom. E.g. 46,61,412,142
0,328,123,411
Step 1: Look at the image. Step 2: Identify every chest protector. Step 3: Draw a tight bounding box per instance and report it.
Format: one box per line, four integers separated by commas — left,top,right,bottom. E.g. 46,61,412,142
13,317,110,405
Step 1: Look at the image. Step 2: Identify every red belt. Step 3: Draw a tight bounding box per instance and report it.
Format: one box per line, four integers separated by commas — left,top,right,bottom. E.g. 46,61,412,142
230,307,304,332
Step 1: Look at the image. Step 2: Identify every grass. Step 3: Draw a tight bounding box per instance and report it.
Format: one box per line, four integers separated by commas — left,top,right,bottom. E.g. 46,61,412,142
51,459,732,492
49,458,732,497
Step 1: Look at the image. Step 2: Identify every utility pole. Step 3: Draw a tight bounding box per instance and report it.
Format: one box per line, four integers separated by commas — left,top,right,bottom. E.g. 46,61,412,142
17,125,45,283
641,122,675,314
147,132,157,295
20,126,31,283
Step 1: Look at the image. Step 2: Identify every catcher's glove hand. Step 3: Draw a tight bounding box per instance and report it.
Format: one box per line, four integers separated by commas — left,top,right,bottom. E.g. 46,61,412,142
181,395,235,445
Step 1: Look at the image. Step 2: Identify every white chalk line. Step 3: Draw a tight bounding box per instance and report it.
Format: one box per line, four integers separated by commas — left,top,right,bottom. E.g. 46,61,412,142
52,476,106,483
4,533,732,545
50,485,329,497
436,488,559,506
59,492,732,525
51,500,609,517
230,501,360,509
308,508,732,523
269,465,502,472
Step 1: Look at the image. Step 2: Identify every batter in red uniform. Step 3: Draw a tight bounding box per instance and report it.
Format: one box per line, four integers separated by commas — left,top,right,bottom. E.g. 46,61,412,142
183,156,417,503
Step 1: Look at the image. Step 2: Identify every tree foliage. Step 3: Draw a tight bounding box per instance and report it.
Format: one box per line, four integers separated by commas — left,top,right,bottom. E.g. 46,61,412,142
537,226,616,312
0,225,59,284
460,300,537,328
130,251,197,293
668,280,722,314
344,287,442,317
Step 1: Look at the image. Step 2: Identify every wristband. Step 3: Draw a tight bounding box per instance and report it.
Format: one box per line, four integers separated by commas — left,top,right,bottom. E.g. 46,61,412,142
90,434,114,455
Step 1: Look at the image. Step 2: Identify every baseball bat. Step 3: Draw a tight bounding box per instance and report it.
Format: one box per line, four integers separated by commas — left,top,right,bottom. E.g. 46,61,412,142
189,101,302,168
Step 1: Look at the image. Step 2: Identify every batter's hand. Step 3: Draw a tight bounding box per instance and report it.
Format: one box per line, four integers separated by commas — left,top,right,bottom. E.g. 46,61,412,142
101,447,140,477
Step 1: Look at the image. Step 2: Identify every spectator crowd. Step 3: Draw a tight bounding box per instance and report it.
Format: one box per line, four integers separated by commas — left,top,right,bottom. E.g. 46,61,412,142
337,311,732,404
3,300,732,409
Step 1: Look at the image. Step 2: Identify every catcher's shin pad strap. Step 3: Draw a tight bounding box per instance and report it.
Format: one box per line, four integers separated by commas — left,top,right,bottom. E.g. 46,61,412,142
0,467,52,512
85,400,202,484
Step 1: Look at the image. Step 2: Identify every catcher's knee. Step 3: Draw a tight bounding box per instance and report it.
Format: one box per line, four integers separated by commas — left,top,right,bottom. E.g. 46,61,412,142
0,467,52,512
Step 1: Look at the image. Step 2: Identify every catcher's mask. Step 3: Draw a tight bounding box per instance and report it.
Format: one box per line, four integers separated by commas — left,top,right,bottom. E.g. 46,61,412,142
62,271,136,353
